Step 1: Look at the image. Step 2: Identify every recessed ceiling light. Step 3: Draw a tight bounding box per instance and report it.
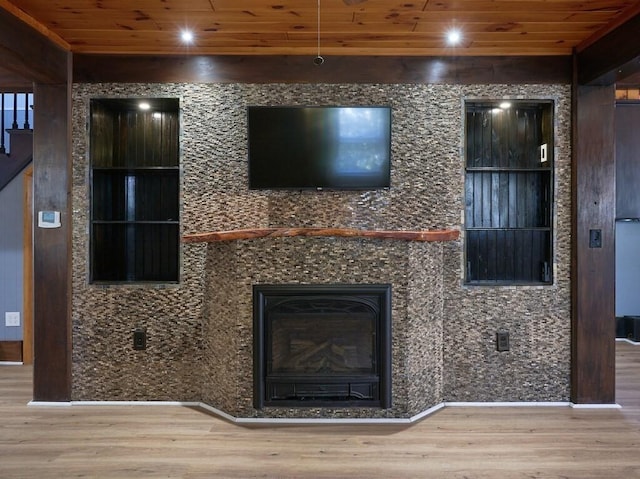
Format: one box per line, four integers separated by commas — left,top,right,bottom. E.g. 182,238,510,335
446,29,462,46
181,29,194,44
138,102,151,110
499,101,512,109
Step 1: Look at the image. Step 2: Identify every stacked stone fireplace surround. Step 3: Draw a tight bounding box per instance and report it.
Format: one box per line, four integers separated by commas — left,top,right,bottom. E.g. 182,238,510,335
71,82,572,420
203,236,445,418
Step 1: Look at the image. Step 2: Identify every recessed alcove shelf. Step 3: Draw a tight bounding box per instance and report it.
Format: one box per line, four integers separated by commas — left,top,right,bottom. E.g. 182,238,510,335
182,227,459,243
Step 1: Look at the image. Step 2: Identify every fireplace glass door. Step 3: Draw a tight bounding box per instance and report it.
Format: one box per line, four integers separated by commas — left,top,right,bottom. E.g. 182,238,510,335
254,284,391,408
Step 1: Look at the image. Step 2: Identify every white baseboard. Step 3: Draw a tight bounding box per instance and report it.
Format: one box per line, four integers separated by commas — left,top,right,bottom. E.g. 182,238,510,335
27,399,621,423
445,401,571,408
71,400,201,407
571,403,622,409
28,400,200,408
446,401,621,409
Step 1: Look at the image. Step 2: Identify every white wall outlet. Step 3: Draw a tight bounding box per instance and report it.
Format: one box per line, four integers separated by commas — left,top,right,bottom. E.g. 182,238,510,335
5,312,20,327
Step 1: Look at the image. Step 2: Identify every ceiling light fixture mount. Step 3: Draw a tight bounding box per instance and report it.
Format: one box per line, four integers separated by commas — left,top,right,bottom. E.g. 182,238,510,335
314,0,324,65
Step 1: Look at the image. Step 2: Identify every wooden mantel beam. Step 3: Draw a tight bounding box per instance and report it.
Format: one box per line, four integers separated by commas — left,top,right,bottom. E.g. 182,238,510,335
183,227,459,244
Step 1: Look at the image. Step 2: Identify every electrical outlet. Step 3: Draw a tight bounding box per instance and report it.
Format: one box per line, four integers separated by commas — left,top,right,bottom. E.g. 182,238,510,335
496,331,510,352
133,328,147,350
5,312,20,327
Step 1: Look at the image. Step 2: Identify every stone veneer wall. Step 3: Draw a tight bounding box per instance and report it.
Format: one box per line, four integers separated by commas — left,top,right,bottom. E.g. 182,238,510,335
443,86,572,402
71,82,571,412
202,238,444,418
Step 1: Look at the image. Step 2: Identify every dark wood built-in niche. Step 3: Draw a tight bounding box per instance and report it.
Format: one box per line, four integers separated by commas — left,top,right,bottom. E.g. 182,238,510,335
90,98,180,283
465,100,554,284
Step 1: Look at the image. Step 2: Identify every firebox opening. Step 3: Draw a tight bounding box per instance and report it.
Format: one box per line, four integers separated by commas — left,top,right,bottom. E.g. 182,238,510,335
253,284,392,409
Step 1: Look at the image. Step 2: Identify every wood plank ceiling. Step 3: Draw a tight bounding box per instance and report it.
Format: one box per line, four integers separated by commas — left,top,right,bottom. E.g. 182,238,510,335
1,0,638,57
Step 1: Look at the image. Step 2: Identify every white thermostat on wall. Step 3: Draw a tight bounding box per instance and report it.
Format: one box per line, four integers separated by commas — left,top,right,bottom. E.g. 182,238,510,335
38,210,61,228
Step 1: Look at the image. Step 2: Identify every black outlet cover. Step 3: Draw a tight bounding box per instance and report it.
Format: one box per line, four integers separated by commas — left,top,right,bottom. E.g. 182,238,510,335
496,331,510,352
133,329,147,350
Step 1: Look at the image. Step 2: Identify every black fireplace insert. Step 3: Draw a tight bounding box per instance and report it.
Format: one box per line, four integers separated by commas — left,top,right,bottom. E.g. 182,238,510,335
253,284,392,408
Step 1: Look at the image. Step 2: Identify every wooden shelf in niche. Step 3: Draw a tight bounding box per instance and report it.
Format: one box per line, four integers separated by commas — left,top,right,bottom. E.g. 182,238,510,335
182,227,460,244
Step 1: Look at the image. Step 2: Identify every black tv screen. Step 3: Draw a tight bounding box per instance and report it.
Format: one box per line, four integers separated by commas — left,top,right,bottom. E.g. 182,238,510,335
248,106,391,189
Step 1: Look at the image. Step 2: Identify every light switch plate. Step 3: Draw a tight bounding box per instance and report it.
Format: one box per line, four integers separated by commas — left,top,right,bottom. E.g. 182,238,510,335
5,312,20,327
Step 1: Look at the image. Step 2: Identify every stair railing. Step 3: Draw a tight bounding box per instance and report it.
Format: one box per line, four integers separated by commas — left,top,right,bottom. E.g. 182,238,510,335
1,92,34,155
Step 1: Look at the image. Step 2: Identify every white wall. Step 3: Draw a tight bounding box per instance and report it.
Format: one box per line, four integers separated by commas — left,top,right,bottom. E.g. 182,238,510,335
0,172,24,340
616,220,640,316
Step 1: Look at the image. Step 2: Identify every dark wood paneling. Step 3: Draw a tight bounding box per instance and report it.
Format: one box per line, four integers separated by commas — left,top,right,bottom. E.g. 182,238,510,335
90,100,180,283
614,58,640,87
571,84,616,404
0,8,67,85
464,103,553,284
577,10,640,86
618,70,640,87
0,68,32,91
615,103,640,219
0,341,23,362
73,55,572,85
33,79,72,401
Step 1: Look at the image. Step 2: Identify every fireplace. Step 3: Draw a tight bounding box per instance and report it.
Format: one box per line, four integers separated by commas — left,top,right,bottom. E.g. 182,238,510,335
253,284,392,409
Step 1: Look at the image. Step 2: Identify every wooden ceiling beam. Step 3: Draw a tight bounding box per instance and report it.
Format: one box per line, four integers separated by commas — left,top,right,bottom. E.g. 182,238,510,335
0,70,33,91
576,5,640,85
0,0,68,50
72,54,571,84
0,6,69,85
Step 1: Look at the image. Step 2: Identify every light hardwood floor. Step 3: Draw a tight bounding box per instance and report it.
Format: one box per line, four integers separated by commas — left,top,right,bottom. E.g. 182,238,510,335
2,342,640,479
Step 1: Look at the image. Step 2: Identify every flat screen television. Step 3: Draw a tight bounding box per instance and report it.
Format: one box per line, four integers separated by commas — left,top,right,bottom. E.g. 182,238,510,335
247,106,391,190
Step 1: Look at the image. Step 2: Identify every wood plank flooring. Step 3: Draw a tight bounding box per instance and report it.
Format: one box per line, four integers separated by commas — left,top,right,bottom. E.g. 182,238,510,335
1,342,640,479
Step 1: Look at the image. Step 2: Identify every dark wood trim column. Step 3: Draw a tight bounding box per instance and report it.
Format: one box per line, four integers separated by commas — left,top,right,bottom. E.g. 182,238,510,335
571,82,616,404
32,67,72,401
1,3,74,401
